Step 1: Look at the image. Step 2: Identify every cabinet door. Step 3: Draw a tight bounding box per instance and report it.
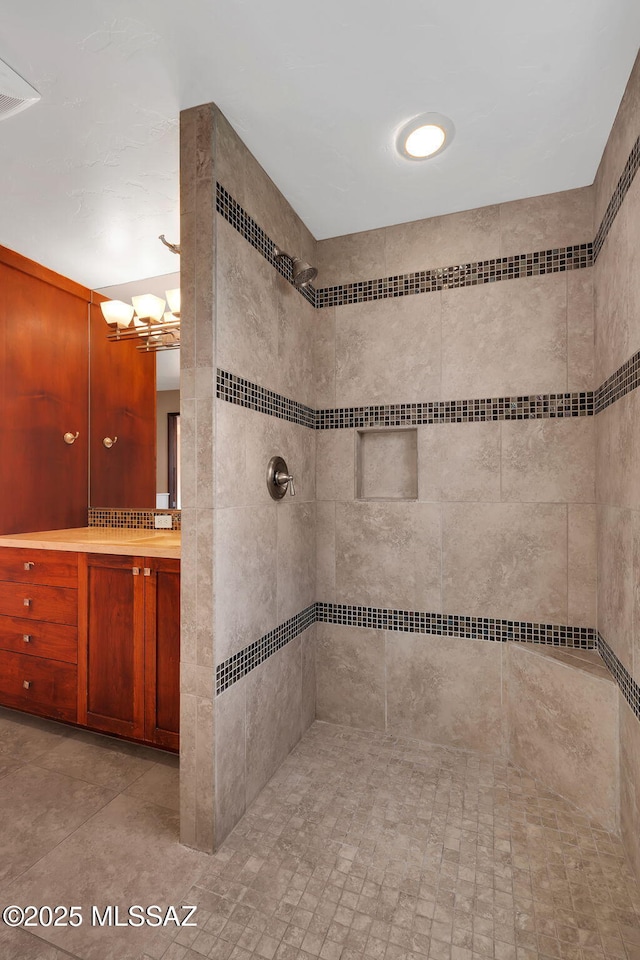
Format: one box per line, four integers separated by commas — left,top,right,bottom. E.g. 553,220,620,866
89,302,156,508
0,262,88,534
144,558,180,750
81,554,145,739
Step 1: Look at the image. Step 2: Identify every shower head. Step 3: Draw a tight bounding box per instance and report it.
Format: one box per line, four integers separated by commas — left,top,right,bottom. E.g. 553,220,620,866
273,245,318,289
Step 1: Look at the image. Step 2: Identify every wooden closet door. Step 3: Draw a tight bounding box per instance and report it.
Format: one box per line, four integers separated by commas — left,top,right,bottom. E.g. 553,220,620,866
0,262,88,534
89,302,156,508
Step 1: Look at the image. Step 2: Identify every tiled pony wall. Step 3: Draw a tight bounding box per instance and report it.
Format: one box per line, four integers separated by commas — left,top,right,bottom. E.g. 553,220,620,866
180,51,640,868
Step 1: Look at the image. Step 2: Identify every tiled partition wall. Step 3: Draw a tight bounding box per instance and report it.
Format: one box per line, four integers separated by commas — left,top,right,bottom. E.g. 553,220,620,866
593,53,640,878
180,104,317,851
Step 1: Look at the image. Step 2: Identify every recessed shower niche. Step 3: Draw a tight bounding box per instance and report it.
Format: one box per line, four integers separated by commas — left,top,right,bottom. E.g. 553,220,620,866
356,428,418,500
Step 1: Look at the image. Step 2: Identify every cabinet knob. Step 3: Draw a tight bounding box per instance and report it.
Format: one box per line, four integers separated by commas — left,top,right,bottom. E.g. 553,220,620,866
63,431,79,445
23,680,31,690
132,567,140,576
23,634,31,643
103,436,118,449
23,598,32,607
143,567,151,577
23,561,35,570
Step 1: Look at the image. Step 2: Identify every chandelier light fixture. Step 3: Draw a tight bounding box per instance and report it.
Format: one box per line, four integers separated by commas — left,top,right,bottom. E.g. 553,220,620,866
100,234,181,352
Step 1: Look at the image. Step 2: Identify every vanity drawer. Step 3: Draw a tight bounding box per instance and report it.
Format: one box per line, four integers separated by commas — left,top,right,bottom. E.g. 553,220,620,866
0,616,77,664
0,649,77,722
0,548,78,587
0,582,77,625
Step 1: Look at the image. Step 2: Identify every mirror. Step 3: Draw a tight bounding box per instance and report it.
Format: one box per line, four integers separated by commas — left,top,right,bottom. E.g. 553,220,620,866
94,271,180,510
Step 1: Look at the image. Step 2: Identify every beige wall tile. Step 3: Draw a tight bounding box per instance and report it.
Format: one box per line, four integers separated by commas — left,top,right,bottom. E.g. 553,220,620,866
316,624,385,731
594,50,640,226
242,414,315,506
386,633,504,756
335,501,441,609
357,428,418,501
277,501,316,622
384,205,501,276
214,108,248,208
597,504,634,672
620,695,640,882
418,422,501,502
442,502,568,622
499,187,593,256
501,418,595,503
634,510,640,688
316,429,355,501
594,206,630,385
215,679,246,845
316,501,336,602
216,215,279,388
335,294,441,406
301,625,317,732
179,691,197,848
179,507,198,666
245,639,303,805
596,391,640,510
567,269,594,391
215,504,277,664
626,174,640,358
568,504,597,627
507,643,619,832
276,275,316,408
195,509,215,668
314,307,336,409
317,229,386,288
441,274,567,397
215,400,247,509
195,696,215,852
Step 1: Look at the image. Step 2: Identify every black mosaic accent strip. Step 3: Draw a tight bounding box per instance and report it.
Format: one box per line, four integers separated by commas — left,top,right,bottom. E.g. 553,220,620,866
216,369,315,429
594,134,640,260
595,347,640,413
315,246,592,309
317,603,596,648
216,604,316,695
216,183,316,307
598,632,640,721
316,392,593,429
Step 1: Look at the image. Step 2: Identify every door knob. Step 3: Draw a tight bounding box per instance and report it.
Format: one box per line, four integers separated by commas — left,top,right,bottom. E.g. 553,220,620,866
23,680,31,690
63,432,79,444
103,437,118,449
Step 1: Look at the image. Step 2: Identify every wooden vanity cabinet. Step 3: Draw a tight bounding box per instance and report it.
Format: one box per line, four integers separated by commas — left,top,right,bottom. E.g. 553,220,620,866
0,547,79,722
80,553,180,750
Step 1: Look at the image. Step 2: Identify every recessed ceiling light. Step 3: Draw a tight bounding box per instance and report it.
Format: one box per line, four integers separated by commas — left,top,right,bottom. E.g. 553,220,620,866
396,113,455,161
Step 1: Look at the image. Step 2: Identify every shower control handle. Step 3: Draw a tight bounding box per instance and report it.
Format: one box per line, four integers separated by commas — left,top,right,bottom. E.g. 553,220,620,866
275,471,295,497
266,456,295,500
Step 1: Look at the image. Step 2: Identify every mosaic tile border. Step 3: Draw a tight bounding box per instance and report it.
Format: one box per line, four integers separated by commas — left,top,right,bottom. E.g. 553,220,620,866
316,392,593,429
216,369,593,429
316,603,596,648
315,246,592,308
216,604,316,695
216,601,596,695
594,134,640,260
595,346,640,413
598,632,640,722
216,369,315,429
88,508,181,531
216,183,316,307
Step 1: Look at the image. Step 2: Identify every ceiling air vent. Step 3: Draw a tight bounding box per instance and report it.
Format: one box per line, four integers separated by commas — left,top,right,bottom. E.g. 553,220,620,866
0,57,40,121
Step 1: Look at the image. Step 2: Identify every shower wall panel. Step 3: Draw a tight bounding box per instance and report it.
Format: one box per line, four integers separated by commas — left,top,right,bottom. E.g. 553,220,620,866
593,50,640,880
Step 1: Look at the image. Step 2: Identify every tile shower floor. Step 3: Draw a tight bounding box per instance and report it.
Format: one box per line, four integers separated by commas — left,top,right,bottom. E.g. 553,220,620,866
0,711,639,960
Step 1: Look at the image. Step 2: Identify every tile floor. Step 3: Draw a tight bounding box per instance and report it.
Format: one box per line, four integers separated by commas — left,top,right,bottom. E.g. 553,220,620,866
0,710,639,960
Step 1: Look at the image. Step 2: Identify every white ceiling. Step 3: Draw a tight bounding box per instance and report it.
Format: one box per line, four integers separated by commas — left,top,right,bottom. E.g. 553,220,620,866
1,1,639,289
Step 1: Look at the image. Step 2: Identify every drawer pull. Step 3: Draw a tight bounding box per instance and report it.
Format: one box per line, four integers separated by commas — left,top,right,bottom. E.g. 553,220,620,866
23,680,31,690
23,634,31,643
23,561,35,571
23,598,32,607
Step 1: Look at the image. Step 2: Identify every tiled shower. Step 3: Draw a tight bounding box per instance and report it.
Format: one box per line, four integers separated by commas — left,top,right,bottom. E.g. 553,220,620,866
178,50,640,887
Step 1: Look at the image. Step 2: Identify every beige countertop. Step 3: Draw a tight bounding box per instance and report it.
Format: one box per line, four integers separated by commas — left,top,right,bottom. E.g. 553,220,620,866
0,527,180,560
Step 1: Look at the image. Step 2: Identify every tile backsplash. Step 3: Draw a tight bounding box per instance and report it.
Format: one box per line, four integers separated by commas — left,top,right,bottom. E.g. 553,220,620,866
88,507,181,530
